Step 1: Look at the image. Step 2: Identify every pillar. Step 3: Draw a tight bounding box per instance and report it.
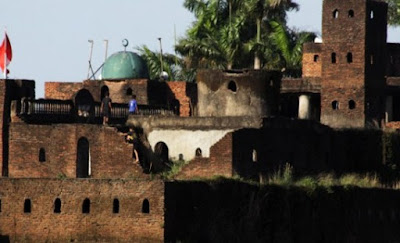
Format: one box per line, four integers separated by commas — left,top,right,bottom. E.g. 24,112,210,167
298,94,311,119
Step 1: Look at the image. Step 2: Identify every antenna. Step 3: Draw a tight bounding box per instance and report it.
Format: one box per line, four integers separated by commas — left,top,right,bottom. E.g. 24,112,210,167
87,40,94,80
158,37,164,80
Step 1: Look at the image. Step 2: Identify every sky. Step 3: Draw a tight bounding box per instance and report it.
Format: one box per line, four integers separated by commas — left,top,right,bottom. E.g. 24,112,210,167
1,0,399,98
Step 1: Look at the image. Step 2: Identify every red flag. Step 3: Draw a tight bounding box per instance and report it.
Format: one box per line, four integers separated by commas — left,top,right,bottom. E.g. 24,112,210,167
0,33,12,73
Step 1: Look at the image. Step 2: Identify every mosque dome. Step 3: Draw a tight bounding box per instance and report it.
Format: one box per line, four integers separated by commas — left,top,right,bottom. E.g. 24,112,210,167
101,51,149,80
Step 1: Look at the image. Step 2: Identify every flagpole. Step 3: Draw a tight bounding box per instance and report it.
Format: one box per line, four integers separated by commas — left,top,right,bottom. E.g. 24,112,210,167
3,29,6,79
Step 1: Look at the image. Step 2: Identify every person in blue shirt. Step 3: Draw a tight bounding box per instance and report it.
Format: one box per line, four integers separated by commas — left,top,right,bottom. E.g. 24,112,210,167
128,94,138,115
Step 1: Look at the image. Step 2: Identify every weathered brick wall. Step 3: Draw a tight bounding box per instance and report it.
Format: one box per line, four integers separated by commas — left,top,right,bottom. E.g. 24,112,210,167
302,43,322,78
8,123,147,179
175,132,233,179
0,178,164,242
45,79,149,104
166,81,192,117
45,82,83,100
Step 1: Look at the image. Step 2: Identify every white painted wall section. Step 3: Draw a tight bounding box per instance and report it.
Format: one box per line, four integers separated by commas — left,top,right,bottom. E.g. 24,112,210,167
148,129,233,161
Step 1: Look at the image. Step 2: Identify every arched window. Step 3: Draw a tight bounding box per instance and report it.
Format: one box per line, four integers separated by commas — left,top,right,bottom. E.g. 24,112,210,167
142,199,150,214
331,53,337,63
313,55,319,62
228,81,237,92
126,88,133,96
349,100,356,110
54,198,61,213
76,137,90,178
332,101,339,110
195,148,202,157
348,10,354,18
75,89,94,119
113,198,119,214
39,148,46,162
24,199,31,213
82,198,90,214
333,9,339,19
155,142,169,165
347,52,353,63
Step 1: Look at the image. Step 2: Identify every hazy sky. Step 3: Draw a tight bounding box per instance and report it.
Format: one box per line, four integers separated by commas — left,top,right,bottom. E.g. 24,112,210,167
1,0,399,98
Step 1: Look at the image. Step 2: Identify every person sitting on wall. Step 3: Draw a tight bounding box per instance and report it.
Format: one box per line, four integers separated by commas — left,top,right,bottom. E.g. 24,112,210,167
128,94,139,115
100,92,112,125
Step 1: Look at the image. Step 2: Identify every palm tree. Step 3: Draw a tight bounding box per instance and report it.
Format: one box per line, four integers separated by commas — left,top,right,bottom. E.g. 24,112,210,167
269,21,316,77
136,45,195,82
243,0,298,69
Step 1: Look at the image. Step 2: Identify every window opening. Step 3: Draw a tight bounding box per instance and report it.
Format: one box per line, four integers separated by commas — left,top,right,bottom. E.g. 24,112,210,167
24,199,31,213
76,137,90,178
126,88,133,96
155,142,169,165
0,199,2,212
370,55,374,65
39,148,46,162
195,148,202,157
313,55,319,62
349,100,356,110
54,198,61,213
228,81,237,92
142,199,150,214
113,198,119,214
370,10,374,19
331,53,337,63
348,10,354,18
332,101,339,110
333,9,339,18
82,198,90,214
347,52,353,63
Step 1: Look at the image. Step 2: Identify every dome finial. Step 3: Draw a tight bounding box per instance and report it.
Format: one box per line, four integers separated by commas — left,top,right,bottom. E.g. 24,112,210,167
122,39,129,52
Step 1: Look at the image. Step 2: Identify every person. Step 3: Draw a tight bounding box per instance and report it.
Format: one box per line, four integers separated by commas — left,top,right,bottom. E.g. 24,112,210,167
125,128,139,163
128,94,139,115
100,92,112,125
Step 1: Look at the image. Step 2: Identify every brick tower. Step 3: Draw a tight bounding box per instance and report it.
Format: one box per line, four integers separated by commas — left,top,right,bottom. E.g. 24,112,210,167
320,0,387,128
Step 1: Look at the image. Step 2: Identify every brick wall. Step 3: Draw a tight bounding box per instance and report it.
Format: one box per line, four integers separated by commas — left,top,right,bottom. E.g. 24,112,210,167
302,43,322,78
166,81,192,117
175,132,233,179
45,79,149,105
0,178,164,242
8,123,148,179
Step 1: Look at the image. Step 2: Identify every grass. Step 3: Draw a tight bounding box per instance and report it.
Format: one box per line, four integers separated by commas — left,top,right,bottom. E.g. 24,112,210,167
266,163,386,191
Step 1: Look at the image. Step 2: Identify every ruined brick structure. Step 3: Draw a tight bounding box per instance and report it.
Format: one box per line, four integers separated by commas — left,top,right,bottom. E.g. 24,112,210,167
1,0,400,241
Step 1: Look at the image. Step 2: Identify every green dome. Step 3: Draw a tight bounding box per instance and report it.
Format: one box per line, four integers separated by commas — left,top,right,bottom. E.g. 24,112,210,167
101,51,149,80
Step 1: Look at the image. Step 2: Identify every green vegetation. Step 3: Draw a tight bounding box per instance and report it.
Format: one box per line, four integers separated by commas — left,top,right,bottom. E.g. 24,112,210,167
387,0,400,26
160,159,188,179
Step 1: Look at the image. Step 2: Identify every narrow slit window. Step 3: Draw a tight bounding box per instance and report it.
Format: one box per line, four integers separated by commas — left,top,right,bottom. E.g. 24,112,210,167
370,55,374,65
252,149,258,163
332,101,339,110
331,53,337,63
0,199,2,212
347,52,353,63
333,9,339,19
39,148,46,162
348,10,354,18
370,10,374,19
113,198,119,214
24,199,31,213
82,198,90,214
54,198,61,213
349,100,356,110
313,55,319,62
142,199,150,214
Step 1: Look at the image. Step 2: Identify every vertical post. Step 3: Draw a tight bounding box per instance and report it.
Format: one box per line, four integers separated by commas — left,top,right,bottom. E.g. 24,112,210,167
87,40,94,79
158,37,164,78
103,39,108,63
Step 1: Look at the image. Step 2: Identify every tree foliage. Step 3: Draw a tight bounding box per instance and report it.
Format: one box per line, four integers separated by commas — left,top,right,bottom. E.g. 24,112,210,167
387,0,400,26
